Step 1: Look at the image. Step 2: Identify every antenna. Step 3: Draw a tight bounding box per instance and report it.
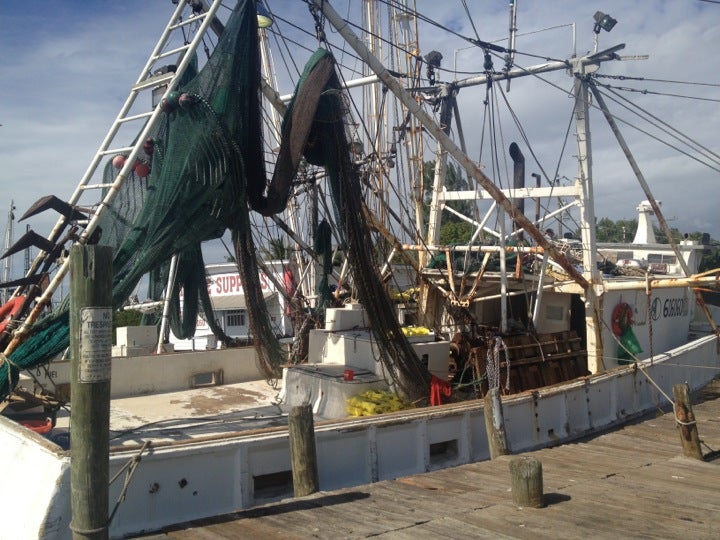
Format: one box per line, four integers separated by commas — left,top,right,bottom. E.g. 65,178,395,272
2,200,15,304
24,224,32,277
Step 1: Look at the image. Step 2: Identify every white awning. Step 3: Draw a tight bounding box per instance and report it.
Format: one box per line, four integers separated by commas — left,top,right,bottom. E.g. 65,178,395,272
209,292,277,311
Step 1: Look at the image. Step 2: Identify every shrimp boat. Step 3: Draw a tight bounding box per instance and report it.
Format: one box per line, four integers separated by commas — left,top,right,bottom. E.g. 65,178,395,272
1,1,718,538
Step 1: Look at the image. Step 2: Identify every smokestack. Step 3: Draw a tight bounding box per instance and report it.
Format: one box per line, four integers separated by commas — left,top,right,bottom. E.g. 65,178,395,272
509,143,525,240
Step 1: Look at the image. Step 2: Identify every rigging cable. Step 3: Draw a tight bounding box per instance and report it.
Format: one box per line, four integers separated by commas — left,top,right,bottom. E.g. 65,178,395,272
590,82,720,173
593,80,720,166
494,82,582,236
594,73,720,88
591,80,720,104
460,0,482,43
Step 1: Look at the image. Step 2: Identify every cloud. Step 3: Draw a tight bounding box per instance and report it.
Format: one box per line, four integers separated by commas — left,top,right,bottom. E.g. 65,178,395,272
1,0,718,288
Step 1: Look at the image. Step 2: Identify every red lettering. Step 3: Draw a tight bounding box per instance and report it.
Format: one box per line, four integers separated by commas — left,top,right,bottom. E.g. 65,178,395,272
259,272,268,290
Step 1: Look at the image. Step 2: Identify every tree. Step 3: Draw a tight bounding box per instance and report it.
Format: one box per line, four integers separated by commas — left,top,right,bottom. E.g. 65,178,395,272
439,221,473,246
594,217,638,242
112,309,143,345
592,218,720,272
263,236,290,261
422,160,473,244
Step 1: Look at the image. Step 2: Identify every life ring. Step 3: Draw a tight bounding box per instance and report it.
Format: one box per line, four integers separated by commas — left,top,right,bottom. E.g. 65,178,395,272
611,302,633,336
0,295,26,334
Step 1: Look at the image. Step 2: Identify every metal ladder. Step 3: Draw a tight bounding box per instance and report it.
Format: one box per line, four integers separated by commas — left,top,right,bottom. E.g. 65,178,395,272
3,0,227,355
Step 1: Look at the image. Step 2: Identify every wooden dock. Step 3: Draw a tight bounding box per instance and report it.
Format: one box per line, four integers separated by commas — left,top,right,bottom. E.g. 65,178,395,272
138,378,720,539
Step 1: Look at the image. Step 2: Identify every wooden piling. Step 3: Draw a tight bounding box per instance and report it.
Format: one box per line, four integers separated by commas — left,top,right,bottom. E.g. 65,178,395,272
484,387,509,458
70,245,113,540
509,456,544,508
288,404,320,497
673,383,703,461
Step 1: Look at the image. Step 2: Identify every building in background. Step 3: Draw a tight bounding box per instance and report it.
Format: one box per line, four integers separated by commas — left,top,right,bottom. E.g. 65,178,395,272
170,261,294,351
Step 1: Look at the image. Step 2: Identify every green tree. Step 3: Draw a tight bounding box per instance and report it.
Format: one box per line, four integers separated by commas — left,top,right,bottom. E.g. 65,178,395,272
112,309,143,345
263,236,290,261
594,218,720,272
595,217,638,242
422,160,473,244
439,221,473,245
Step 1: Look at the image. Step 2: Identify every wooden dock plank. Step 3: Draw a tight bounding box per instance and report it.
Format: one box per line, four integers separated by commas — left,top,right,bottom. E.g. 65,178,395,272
138,379,720,539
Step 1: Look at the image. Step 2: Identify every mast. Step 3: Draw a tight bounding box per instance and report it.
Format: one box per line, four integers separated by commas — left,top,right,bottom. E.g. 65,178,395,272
504,0,518,91
314,0,600,281
362,0,388,226
425,94,453,254
391,1,425,244
2,201,15,304
571,57,603,372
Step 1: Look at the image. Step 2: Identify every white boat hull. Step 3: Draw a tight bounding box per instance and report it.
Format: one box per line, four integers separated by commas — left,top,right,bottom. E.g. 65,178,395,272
2,334,717,539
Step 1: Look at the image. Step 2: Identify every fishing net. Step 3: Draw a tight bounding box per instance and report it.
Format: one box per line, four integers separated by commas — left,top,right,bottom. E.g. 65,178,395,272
290,48,431,402
1,0,273,397
2,3,431,403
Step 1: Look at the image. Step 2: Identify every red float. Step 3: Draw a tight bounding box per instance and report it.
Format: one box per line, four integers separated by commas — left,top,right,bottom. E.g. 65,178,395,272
134,160,151,178
112,154,127,169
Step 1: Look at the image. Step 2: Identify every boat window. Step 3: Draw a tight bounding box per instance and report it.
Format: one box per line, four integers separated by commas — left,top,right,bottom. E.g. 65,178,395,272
545,305,565,321
226,310,246,326
648,253,677,264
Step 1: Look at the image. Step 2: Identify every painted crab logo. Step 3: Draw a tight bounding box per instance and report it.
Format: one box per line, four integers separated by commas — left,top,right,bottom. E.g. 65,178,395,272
651,297,661,321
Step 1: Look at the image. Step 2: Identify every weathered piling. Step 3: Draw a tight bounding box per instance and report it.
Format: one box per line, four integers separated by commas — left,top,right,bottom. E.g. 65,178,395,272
289,404,320,497
673,383,703,460
484,387,509,458
509,456,544,508
70,245,113,540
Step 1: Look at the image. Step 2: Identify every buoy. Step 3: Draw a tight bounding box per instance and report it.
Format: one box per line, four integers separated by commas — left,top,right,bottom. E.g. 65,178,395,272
161,91,181,113
112,154,127,169
134,160,151,178
143,137,155,156
20,418,53,437
178,93,196,109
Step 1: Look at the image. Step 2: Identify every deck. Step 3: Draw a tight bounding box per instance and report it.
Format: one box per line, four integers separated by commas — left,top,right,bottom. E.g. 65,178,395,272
138,378,720,539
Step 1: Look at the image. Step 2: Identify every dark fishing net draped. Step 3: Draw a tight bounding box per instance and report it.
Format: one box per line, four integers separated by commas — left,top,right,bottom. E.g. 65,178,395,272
291,49,431,402
1,0,270,396
1,4,431,403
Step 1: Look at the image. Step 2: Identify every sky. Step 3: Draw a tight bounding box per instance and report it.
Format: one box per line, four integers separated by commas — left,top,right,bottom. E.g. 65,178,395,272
1,0,719,284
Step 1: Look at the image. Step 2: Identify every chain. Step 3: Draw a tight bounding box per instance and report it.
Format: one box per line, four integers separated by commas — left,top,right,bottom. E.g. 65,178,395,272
307,0,327,44
593,73,645,81
646,275,654,364
486,335,510,391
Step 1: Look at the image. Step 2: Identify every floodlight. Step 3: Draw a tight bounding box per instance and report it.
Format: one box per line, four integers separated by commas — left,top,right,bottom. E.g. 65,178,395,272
593,11,617,34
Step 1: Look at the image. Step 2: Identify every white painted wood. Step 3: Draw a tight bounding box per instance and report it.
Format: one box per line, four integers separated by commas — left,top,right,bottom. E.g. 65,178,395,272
1,333,717,539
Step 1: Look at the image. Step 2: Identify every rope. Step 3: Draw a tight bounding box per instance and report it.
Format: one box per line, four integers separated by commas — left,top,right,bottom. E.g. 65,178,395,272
599,313,707,429
67,441,151,534
108,441,152,525
644,277,660,411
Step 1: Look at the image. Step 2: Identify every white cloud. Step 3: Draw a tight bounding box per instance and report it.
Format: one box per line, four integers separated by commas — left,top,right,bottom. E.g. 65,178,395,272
1,0,718,289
